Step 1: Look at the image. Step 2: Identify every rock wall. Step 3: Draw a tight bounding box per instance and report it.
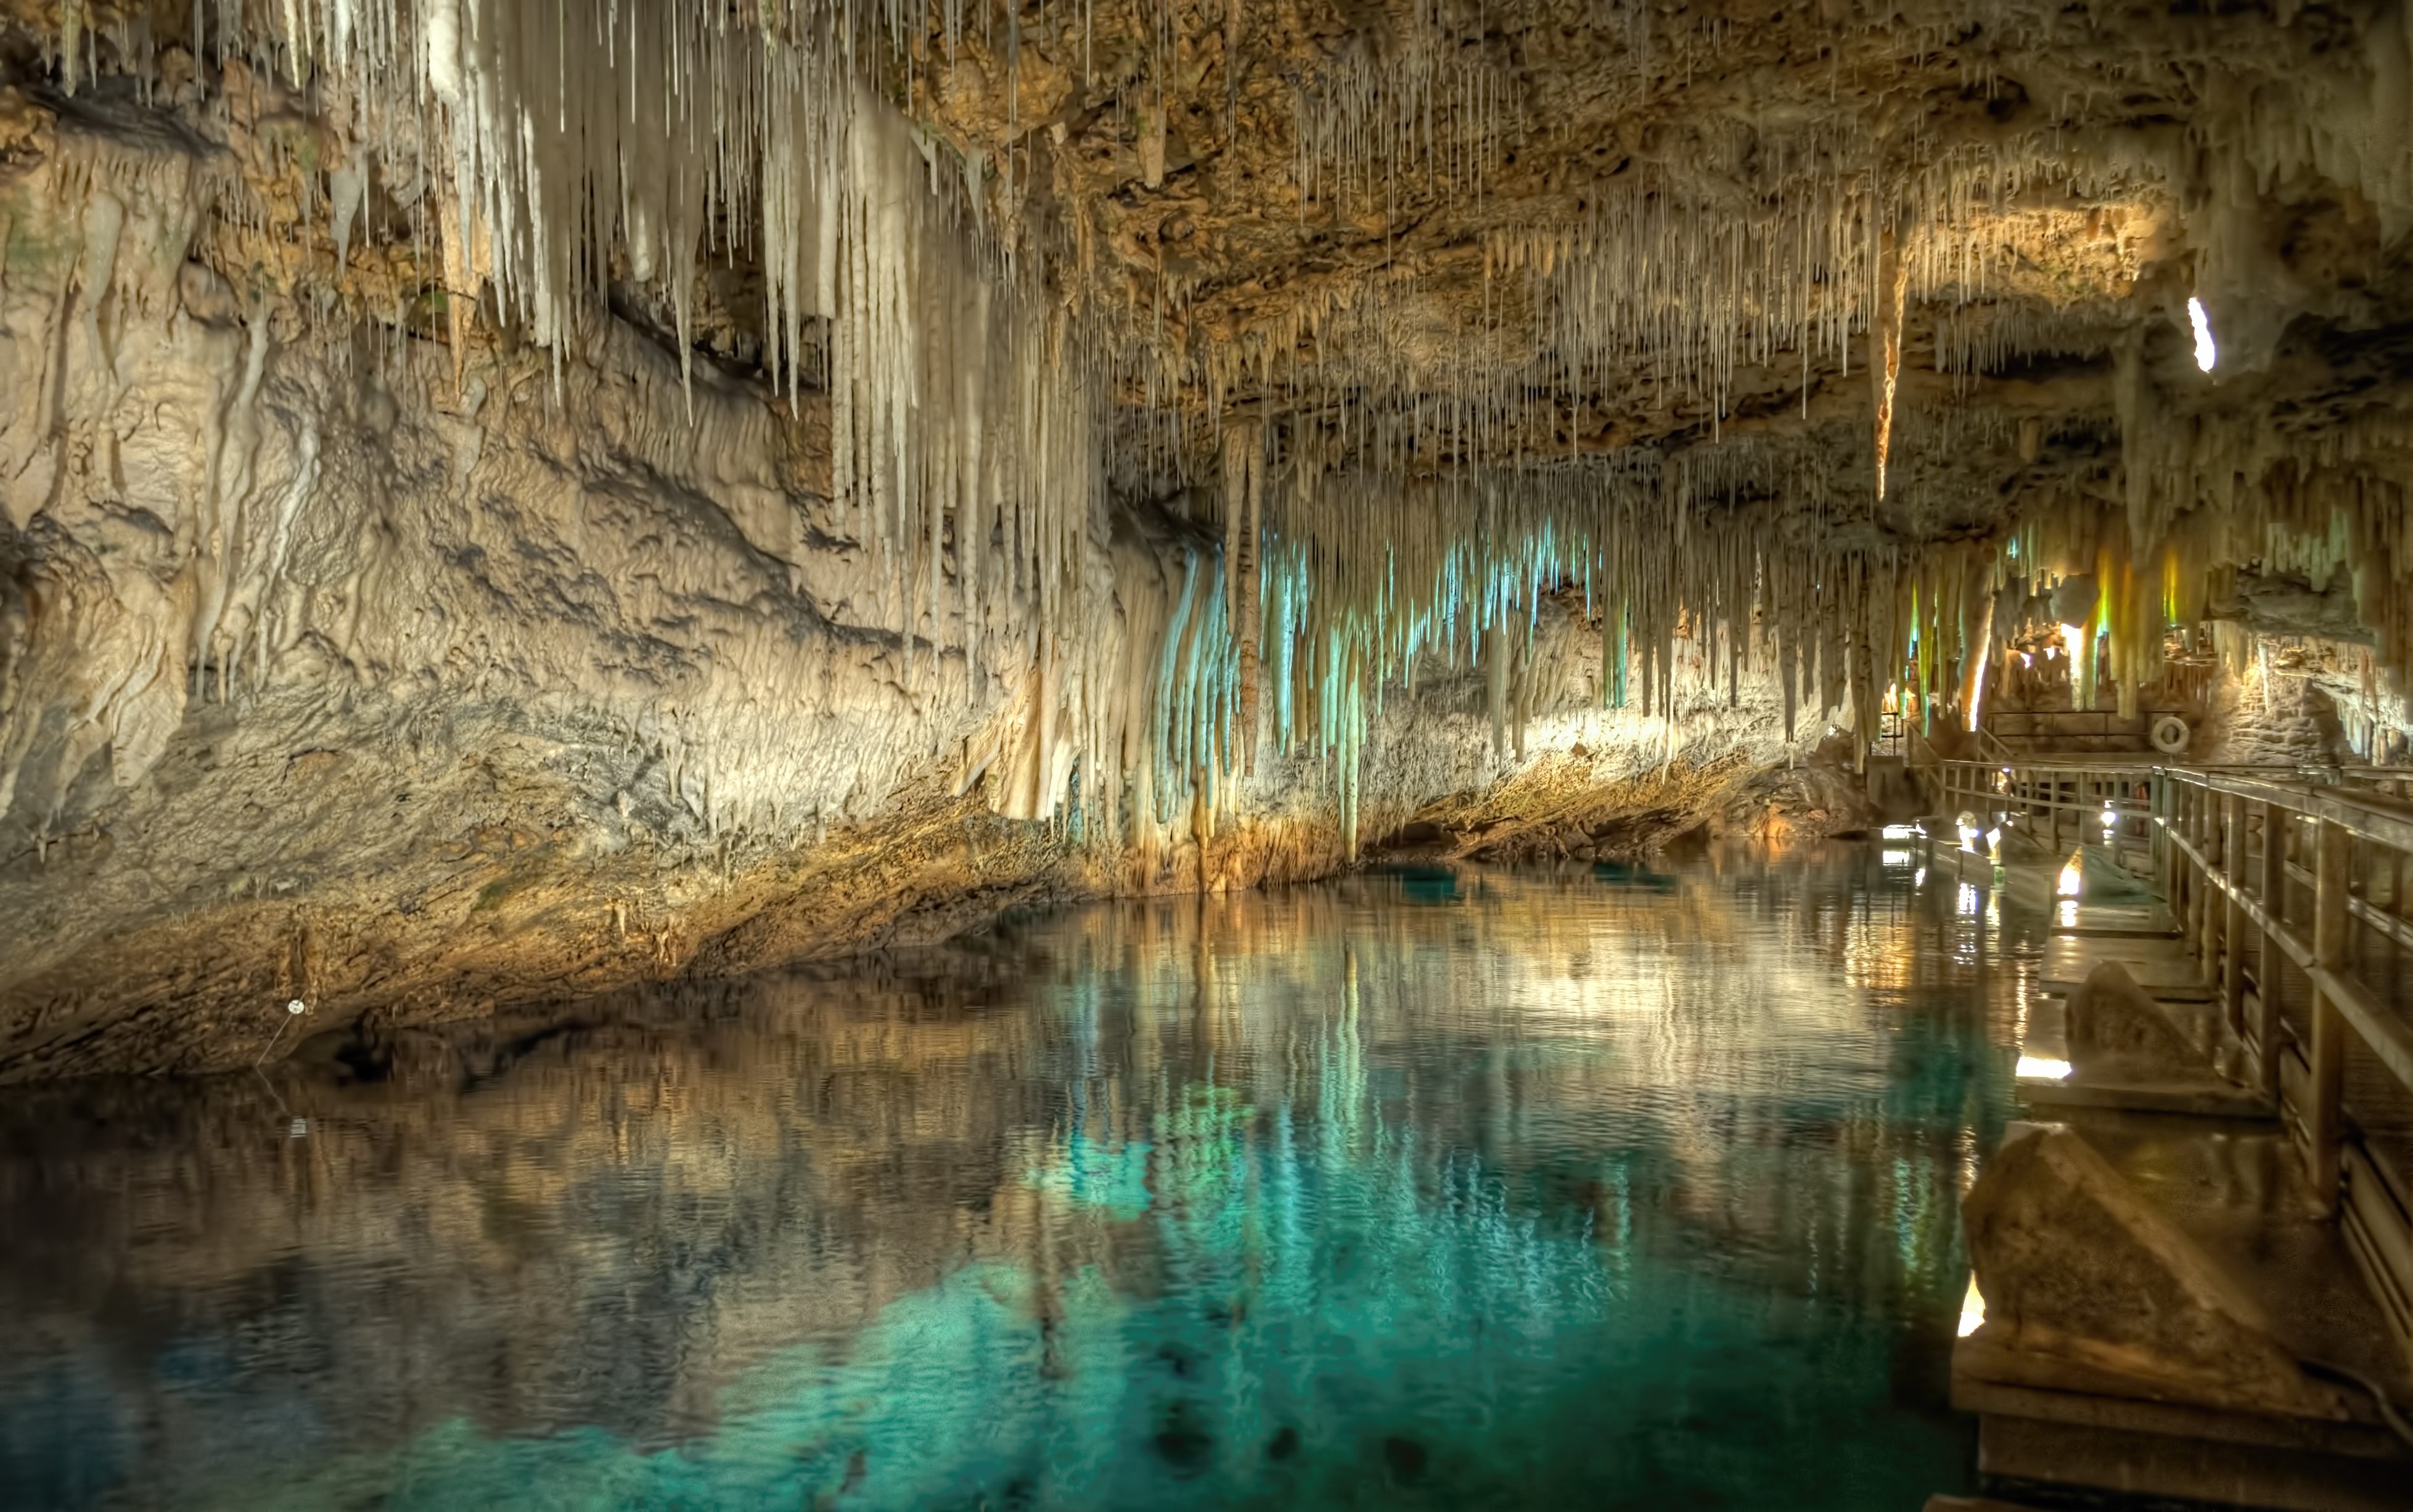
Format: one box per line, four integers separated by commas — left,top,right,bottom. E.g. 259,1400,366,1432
0,88,1831,1079
0,87,1062,1074
2192,639,2413,769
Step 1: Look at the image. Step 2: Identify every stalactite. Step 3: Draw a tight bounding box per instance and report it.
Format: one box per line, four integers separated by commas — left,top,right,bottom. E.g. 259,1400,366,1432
24,0,2413,872
1869,216,1906,502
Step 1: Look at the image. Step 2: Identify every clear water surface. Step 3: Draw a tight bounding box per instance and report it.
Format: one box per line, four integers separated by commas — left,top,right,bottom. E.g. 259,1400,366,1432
0,844,2028,1510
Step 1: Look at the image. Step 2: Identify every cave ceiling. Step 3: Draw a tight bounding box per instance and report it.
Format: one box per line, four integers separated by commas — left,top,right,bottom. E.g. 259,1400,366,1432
4,0,2412,670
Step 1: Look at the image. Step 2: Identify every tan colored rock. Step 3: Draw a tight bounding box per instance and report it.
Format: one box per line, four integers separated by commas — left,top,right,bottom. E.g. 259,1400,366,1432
2067,962,2199,1076
1964,1123,2340,1418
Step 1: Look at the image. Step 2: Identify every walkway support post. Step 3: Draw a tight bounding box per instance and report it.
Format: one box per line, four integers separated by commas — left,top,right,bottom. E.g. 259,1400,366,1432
2259,799,2288,1102
2309,818,2351,1217
2221,793,2245,1034
2199,785,2224,987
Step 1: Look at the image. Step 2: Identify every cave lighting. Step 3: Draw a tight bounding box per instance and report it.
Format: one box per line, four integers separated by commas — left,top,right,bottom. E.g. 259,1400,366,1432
1957,1275,1988,1338
2189,296,2218,372
2056,855,2083,897
2015,1055,2074,1082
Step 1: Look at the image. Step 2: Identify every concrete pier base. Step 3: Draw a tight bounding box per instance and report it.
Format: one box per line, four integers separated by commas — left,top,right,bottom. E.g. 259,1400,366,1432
1954,1113,2413,1509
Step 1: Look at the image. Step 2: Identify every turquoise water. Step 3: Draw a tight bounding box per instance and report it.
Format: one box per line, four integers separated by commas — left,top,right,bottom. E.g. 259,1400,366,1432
0,845,2024,1510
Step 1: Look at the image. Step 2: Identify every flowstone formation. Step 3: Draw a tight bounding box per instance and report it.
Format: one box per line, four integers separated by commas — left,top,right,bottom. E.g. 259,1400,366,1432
3,0,2412,1074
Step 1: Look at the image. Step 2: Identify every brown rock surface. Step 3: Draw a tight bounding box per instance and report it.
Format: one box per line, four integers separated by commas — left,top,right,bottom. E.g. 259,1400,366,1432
4,1,2413,1071
1963,1122,2341,1420
2066,961,2200,1078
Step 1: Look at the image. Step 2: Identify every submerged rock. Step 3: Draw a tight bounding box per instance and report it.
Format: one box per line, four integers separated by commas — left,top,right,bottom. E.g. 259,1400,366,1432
2065,962,2202,1078
1962,1124,2341,1420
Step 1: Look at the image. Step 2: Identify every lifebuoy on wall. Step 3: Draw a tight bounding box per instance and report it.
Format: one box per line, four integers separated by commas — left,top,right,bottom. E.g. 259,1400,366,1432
2150,713,2192,755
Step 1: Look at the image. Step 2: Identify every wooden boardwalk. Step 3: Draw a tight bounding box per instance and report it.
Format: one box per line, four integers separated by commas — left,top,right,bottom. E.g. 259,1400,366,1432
1929,759,2413,1510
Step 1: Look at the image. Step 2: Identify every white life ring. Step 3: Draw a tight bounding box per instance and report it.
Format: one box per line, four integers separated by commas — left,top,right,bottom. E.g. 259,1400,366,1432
2150,713,2192,755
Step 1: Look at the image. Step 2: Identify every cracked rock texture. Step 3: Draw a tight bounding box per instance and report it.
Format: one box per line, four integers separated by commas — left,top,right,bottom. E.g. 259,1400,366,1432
9,0,2413,1077
0,87,1832,1077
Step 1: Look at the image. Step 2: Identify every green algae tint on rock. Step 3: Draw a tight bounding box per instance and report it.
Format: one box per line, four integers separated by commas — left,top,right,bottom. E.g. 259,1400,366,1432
0,844,2019,1510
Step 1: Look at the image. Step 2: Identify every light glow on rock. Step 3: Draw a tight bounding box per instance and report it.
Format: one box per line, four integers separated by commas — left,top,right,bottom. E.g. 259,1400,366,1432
2189,296,2218,372
1957,1274,1989,1338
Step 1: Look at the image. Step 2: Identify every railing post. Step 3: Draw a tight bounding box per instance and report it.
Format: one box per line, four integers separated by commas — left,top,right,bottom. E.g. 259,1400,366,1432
2186,783,2208,958
2258,799,2287,1103
2206,786,2227,984
2105,768,2124,872
2161,776,2181,892
2309,818,2351,1216
2179,780,2197,958
2221,793,2245,1036
2169,781,2187,923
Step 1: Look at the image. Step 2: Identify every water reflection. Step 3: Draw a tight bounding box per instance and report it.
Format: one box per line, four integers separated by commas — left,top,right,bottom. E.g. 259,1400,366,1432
0,843,2023,1510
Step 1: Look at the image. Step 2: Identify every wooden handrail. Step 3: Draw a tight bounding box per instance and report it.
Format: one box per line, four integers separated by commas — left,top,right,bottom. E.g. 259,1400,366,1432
2165,823,2413,1090
2152,766,2413,1278
2177,769,2413,854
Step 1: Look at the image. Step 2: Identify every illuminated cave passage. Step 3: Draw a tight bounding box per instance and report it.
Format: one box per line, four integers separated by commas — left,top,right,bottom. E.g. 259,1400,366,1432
2,0,2413,1506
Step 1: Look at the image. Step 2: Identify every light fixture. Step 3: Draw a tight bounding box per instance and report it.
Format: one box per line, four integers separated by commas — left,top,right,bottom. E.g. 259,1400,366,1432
2188,296,2218,372
2015,1055,2074,1082
2057,856,2083,897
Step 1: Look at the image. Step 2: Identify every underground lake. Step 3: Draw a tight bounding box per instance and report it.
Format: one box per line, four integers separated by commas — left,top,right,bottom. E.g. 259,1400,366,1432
0,843,2022,1510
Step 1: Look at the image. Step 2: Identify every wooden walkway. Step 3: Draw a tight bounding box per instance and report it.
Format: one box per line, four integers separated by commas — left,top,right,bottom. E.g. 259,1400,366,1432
1928,757,2413,1510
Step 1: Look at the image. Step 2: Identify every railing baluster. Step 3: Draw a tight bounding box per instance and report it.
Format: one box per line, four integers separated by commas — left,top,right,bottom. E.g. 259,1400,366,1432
2309,818,2351,1216
2259,797,2288,1103
2221,793,2245,1023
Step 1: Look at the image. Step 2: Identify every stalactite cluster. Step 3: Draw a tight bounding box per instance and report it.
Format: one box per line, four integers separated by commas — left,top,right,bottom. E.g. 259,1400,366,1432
7,0,2413,1067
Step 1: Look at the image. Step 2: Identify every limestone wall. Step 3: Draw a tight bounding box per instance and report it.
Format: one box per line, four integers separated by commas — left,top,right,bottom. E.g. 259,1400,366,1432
0,91,1817,1078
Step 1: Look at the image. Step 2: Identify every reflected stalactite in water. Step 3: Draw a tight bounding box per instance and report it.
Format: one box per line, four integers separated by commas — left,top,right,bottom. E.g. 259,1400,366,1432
0,845,2014,1510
